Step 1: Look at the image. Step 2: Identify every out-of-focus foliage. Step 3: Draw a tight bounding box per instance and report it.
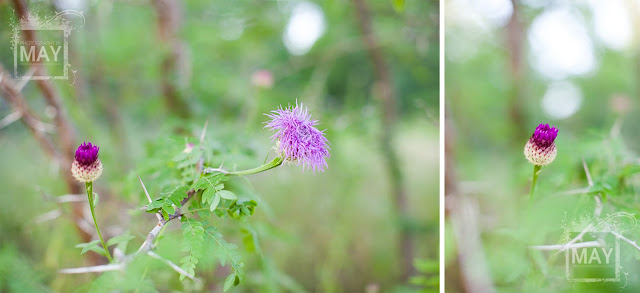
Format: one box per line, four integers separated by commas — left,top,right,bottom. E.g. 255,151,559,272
446,0,640,292
0,0,438,292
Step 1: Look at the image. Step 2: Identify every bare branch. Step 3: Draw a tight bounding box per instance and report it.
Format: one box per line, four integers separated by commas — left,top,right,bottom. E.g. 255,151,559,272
138,175,162,221
582,159,593,187
147,251,200,282
54,194,86,203
59,264,123,274
196,120,208,173
138,175,153,204
611,231,640,252
553,224,593,256
35,209,62,223
15,66,36,91
529,241,603,251
0,111,22,129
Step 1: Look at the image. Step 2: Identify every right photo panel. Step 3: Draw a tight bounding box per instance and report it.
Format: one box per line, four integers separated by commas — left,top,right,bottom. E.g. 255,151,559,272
445,1,640,292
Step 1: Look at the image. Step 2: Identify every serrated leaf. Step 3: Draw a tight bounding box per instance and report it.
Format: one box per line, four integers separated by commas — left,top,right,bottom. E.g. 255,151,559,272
223,273,236,291
106,234,136,247
218,190,237,200
210,194,221,211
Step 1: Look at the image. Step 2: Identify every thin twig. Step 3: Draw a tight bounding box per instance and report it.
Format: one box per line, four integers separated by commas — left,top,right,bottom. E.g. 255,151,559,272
0,111,22,129
35,209,62,223
583,159,593,187
196,120,208,173
529,241,603,251
139,175,162,221
611,231,640,252
59,263,123,274
15,66,36,91
553,224,593,256
147,251,200,282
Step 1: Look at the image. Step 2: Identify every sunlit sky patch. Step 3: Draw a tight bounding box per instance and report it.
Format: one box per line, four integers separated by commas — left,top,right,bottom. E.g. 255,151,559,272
587,0,632,51
282,1,326,56
528,7,596,80
471,0,513,27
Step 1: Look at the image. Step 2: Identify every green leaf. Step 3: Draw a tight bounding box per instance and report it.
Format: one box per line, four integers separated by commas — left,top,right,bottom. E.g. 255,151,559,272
210,194,221,211
75,240,102,255
218,190,237,200
106,234,136,247
92,192,99,208
223,273,236,291
202,188,216,205
163,202,175,215
146,198,164,211
180,218,205,281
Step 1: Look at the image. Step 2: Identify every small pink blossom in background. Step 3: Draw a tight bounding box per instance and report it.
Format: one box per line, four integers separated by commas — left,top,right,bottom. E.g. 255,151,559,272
610,94,632,115
251,69,274,89
183,142,195,154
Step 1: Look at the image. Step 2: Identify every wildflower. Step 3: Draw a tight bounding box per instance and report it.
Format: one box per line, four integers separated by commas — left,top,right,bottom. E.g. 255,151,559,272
71,142,103,182
524,123,558,166
265,102,330,172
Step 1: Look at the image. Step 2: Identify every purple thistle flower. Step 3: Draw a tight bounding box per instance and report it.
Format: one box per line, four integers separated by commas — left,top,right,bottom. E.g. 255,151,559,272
265,102,330,172
72,142,103,182
524,124,558,166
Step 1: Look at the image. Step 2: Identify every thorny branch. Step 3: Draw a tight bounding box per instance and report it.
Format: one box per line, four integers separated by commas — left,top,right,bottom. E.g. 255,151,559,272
59,177,200,282
59,122,210,282
529,160,640,254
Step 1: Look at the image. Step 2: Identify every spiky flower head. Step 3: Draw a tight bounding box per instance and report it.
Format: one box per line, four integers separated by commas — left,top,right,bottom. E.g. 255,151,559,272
524,124,558,166
71,142,103,182
265,102,330,172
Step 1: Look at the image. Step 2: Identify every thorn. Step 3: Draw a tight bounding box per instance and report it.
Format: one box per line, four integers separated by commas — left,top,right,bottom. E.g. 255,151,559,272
200,120,208,144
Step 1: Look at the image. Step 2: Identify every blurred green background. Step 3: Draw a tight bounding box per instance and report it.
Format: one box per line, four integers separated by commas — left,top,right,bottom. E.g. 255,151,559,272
446,0,640,292
0,0,438,292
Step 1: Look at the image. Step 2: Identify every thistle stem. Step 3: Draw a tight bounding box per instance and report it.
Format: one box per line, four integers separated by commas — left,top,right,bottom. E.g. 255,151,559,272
529,165,542,201
227,156,284,176
85,182,113,262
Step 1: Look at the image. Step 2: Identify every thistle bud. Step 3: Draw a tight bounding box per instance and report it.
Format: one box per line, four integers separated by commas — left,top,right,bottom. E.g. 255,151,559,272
524,124,558,166
71,142,103,182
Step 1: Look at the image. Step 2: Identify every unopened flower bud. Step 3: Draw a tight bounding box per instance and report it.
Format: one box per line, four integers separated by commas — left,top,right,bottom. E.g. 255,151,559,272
524,124,558,166
71,142,103,182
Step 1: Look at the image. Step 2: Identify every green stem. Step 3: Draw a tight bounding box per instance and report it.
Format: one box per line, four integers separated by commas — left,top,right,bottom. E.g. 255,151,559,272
529,165,542,201
86,182,113,262
227,156,284,176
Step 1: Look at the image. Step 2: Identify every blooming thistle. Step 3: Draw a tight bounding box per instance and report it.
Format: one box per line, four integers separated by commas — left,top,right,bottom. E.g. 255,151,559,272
524,123,558,166
71,142,103,182
265,102,330,172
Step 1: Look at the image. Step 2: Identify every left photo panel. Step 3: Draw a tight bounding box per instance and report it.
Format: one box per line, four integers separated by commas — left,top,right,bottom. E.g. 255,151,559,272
0,0,440,292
